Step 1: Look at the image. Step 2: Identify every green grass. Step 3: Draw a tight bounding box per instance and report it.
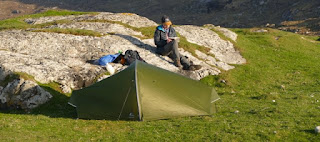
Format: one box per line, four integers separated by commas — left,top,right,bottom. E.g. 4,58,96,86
0,10,94,31
32,28,103,37
202,28,320,141
1,19,320,140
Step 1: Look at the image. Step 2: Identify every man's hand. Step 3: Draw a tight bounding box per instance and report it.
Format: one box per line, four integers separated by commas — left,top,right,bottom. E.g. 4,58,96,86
167,38,172,43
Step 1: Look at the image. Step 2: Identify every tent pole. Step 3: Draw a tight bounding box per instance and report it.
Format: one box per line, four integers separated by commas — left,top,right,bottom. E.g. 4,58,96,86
135,61,143,121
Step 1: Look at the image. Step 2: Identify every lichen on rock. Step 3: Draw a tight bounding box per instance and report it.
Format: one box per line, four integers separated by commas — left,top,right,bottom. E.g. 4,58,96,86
175,25,246,64
0,78,52,110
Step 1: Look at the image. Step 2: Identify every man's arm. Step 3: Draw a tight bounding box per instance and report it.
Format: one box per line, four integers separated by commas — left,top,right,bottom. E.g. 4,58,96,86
154,29,166,47
171,27,177,37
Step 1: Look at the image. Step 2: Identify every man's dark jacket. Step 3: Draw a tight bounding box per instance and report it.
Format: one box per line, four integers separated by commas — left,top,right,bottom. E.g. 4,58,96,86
154,25,177,48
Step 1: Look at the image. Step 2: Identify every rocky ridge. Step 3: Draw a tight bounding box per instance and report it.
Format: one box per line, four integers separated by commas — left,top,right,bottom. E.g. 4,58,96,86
0,12,245,110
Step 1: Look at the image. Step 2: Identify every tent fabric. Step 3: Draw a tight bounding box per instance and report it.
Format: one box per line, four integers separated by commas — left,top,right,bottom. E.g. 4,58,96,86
69,61,220,121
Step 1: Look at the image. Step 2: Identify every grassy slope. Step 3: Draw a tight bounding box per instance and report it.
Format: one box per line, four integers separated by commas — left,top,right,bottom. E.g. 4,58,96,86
0,28,319,141
1,12,320,141
0,10,94,31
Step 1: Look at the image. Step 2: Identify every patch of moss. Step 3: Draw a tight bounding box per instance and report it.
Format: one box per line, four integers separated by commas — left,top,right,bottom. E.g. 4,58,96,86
14,72,36,81
93,71,110,83
80,19,156,39
177,33,212,58
32,28,103,37
32,20,73,29
38,82,64,94
0,72,64,95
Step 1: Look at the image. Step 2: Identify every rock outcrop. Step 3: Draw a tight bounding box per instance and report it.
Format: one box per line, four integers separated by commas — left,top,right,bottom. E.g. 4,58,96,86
0,78,52,110
0,12,246,96
25,12,158,28
175,25,246,64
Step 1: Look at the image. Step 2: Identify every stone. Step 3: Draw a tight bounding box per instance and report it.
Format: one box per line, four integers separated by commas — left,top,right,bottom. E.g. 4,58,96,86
253,29,268,33
315,126,320,133
0,78,52,110
0,86,3,92
204,24,238,41
195,50,234,70
12,10,21,14
175,25,246,64
0,66,11,82
60,85,72,94
216,27,238,41
266,23,276,28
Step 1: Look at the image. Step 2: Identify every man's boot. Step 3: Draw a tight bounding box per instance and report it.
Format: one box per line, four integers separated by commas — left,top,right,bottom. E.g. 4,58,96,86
174,58,182,68
188,65,202,71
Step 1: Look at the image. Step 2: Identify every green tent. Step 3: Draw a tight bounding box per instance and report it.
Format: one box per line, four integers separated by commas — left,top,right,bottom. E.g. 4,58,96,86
69,61,220,121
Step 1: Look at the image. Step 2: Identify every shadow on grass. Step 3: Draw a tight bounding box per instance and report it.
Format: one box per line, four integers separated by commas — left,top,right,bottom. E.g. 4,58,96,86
301,129,317,135
0,85,77,119
32,85,77,118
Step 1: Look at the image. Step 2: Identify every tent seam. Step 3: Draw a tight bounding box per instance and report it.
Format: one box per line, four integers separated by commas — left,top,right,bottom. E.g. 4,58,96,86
211,98,221,103
135,61,142,121
68,102,77,108
118,87,132,120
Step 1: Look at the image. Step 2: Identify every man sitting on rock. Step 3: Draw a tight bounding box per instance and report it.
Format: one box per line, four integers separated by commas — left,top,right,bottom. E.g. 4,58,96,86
154,15,201,71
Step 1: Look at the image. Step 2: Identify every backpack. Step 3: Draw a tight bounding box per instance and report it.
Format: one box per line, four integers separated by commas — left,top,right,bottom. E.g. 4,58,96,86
124,50,146,65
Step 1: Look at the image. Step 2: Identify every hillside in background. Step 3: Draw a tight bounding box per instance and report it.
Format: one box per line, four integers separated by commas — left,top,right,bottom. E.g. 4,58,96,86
1,0,320,35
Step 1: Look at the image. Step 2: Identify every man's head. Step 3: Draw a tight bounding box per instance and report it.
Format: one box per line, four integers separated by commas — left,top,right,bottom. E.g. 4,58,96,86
161,15,172,29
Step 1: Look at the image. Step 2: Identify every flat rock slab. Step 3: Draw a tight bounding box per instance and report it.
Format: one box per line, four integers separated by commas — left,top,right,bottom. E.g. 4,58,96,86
0,30,220,92
175,25,246,64
87,12,158,28
25,12,158,28
49,22,143,36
